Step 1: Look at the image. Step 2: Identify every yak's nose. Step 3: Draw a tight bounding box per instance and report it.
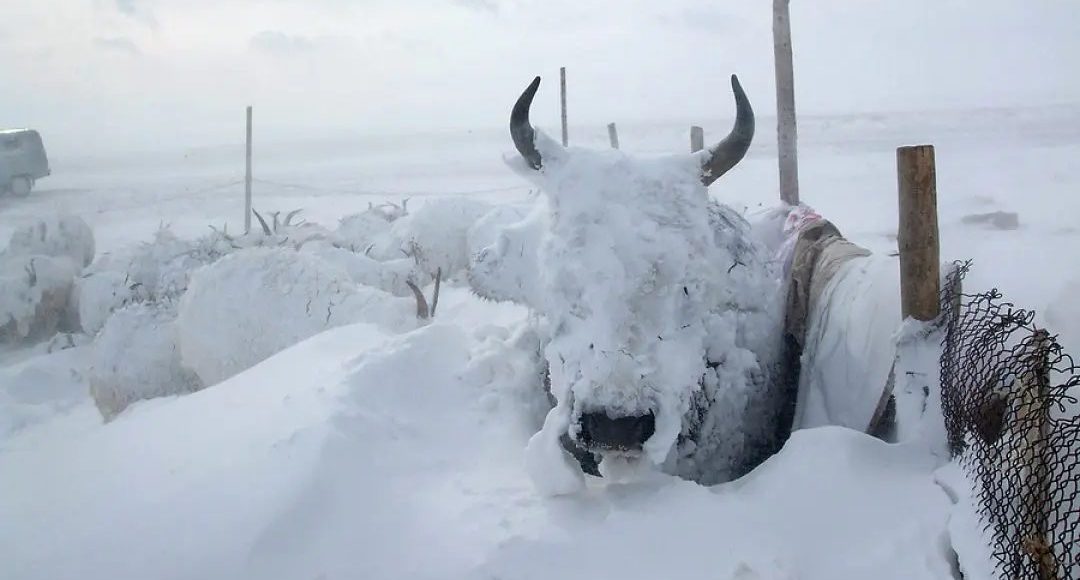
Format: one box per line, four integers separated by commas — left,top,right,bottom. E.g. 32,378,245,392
578,411,656,451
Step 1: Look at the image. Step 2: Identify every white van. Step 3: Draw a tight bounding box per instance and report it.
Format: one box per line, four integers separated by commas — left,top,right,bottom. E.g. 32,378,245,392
0,129,50,197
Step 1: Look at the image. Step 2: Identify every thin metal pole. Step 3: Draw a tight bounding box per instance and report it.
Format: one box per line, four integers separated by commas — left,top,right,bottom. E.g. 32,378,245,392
244,106,253,234
560,67,568,147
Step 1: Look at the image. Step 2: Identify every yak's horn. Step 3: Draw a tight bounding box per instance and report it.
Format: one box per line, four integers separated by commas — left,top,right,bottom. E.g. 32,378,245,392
701,75,755,186
510,76,544,170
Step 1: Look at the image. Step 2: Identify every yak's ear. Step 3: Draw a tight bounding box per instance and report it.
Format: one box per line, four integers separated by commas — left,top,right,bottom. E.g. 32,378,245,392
466,209,546,310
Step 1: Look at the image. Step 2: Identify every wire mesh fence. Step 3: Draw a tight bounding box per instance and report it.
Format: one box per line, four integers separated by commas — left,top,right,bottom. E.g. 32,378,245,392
939,260,1080,580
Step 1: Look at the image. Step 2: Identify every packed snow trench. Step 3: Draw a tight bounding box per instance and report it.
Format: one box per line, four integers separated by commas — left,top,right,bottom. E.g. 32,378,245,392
3,106,1079,580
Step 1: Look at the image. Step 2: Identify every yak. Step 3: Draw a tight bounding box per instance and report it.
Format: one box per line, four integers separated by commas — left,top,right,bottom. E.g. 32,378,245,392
468,74,893,488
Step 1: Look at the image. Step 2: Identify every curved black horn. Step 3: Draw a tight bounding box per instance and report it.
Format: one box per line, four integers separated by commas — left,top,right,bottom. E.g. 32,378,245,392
510,76,543,170
701,75,755,185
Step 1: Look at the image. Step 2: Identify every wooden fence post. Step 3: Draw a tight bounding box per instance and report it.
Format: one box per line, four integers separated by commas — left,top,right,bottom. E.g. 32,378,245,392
897,144,940,322
244,105,253,234
1017,329,1058,580
607,122,620,149
774,0,800,205
690,126,704,153
560,67,568,147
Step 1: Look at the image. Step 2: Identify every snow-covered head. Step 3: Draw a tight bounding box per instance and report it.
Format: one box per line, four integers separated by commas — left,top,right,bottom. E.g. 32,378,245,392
508,75,762,467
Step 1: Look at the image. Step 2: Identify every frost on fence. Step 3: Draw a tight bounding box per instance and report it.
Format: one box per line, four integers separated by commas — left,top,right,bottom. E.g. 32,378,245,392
939,261,1080,580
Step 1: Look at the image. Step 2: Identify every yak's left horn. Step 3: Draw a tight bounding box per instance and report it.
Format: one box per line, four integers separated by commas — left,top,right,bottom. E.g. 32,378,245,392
510,76,543,170
700,75,755,185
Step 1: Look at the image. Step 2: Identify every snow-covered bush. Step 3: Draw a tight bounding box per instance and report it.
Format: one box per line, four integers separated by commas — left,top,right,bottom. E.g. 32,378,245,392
3,215,95,268
0,255,80,343
176,247,418,386
88,303,202,421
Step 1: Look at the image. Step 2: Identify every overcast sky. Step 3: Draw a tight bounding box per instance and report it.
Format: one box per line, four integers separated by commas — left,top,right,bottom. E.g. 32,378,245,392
2,0,1078,155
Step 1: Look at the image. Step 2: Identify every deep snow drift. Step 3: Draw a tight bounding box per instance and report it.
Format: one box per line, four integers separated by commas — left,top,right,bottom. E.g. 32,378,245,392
0,318,961,580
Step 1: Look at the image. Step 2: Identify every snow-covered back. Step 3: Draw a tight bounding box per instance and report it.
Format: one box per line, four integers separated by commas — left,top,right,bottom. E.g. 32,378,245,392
0,254,79,342
89,302,202,421
3,215,95,268
176,247,417,386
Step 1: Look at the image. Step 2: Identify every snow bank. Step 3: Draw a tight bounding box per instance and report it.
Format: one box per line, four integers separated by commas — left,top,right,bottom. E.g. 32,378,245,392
0,345,91,438
3,215,95,268
0,311,956,580
89,303,202,421
0,255,80,343
176,247,416,386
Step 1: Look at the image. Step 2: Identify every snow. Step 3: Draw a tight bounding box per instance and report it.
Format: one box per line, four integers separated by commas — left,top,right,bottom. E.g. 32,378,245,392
795,254,902,431
88,302,201,421
0,253,79,342
3,214,95,268
175,247,417,386
489,130,789,484
1,316,958,580
2,103,1079,580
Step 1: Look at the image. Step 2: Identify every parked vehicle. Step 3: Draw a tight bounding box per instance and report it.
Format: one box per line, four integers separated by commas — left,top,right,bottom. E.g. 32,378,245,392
0,129,50,197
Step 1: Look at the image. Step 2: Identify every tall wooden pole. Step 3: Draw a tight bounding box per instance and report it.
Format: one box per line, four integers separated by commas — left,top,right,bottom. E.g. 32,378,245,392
560,67,568,147
607,122,620,149
773,0,800,205
897,145,940,322
690,126,705,153
244,105,253,234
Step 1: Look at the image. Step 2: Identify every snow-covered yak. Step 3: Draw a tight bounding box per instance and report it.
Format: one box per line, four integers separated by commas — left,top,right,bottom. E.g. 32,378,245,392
468,74,820,488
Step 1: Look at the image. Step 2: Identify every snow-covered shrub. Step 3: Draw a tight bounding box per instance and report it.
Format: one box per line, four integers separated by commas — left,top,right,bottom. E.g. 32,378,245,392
3,215,95,268
88,303,202,421
176,247,418,386
0,255,79,343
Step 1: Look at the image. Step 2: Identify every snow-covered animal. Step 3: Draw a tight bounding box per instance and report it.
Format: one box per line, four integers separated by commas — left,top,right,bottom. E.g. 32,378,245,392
469,75,804,486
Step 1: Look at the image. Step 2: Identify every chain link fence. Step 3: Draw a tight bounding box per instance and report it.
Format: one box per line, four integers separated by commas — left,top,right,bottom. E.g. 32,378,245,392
939,260,1080,580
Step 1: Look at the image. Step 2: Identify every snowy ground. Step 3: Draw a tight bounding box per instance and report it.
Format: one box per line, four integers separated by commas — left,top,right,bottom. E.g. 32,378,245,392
2,104,1078,580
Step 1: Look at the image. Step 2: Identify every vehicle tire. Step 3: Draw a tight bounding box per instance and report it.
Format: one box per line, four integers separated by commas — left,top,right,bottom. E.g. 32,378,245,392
9,176,32,197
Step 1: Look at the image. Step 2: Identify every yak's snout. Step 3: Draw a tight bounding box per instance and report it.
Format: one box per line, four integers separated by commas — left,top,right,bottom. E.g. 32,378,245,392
578,411,656,452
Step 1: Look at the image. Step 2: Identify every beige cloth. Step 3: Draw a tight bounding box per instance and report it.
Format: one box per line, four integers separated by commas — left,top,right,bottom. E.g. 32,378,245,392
784,220,871,350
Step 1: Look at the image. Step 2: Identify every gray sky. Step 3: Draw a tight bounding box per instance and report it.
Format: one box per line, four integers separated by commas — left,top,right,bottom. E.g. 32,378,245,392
2,0,1078,155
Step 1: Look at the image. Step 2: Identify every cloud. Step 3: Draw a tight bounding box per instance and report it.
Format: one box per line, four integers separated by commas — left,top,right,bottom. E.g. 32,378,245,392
93,36,141,55
114,0,157,27
249,30,316,56
452,0,498,14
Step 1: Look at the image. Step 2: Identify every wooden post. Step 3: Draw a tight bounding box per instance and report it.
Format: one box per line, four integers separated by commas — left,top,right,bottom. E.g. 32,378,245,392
897,145,940,322
559,67,568,147
607,122,620,149
773,0,800,205
244,106,253,234
1017,330,1058,580
690,126,705,153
